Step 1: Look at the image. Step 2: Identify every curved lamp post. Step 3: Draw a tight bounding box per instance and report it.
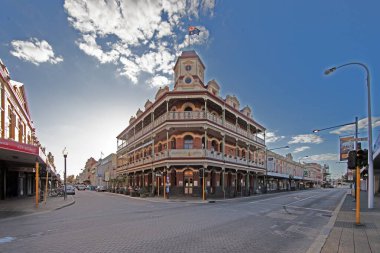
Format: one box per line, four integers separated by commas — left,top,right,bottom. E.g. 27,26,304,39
325,62,374,209
62,147,68,200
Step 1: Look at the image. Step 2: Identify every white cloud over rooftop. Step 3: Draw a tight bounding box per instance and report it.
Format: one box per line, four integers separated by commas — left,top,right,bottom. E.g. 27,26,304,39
10,38,63,65
64,0,215,86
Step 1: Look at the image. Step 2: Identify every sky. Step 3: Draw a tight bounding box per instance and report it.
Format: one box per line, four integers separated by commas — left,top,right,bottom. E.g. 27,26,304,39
1,0,380,179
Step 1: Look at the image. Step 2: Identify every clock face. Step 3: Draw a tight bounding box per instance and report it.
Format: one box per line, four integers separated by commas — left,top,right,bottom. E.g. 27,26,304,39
185,65,192,71
185,77,192,84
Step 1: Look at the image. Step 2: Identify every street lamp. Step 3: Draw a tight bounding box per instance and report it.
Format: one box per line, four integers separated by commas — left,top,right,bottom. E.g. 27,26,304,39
312,122,355,133
62,147,68,200
325,62,374,209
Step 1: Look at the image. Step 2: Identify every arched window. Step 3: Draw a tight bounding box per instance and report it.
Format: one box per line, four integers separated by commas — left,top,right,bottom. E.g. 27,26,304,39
184,135,193,149
184,106,193,111
211,140,218,152
171,138,176,149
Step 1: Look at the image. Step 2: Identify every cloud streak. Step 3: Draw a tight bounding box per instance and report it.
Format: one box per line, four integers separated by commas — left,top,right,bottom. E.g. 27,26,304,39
305,153,338,162
288,134,323,144
293,146,310,153
330,117,380,135
64,0,215,86
10,38,63,65
265,131,285,143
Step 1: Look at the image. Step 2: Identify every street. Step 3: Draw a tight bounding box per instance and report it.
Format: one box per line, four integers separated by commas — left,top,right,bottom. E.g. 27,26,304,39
0,188,347,253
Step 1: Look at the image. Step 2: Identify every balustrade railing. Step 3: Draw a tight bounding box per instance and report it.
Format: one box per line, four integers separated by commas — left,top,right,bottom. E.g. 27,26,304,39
118,111,265,150
122,149,265,169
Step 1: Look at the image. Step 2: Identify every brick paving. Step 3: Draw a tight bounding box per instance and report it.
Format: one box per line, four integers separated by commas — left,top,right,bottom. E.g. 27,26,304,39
321,192,380,253
0,189,349,253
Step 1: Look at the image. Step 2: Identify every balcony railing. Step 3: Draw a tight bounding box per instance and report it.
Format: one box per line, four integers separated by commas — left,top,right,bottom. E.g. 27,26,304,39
120,149,266,170
118,111,265,150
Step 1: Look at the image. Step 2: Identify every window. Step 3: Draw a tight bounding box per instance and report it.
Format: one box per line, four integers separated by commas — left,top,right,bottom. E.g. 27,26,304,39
211,140,218,152
158,143,162,152
185,65,192,71
184,135,193,149
184,106,193,111
219,142,223,153
185,77,192,84
171,138,176,149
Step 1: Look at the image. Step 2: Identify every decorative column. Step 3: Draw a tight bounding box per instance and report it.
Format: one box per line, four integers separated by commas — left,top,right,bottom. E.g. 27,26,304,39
166,129,169,157
222,166,225,199
152,168,155,195
204,127,208,153
222,134,225,160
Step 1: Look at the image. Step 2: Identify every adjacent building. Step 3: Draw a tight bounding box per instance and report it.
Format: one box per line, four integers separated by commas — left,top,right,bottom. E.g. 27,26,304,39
0,59,57,200
116,51,267,198
96,153,116,188
266,152,309,191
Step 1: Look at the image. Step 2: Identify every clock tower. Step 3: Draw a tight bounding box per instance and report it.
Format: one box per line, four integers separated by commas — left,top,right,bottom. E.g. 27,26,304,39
173,51,205,91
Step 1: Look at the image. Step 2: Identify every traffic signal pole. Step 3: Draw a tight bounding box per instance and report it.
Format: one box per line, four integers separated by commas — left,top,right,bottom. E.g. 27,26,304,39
356,165,361,225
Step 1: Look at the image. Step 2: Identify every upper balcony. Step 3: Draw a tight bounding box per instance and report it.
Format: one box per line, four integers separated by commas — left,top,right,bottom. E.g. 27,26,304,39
117,111,265,151
117,149,266,171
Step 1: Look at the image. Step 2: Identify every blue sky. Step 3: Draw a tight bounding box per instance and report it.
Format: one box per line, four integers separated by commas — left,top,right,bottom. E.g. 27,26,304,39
1,0,379,178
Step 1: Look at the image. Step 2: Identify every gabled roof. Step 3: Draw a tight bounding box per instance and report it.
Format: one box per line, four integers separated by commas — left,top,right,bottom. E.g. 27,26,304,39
10,80,32,118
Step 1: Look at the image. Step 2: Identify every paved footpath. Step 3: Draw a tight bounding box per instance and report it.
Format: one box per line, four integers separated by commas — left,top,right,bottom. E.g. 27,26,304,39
0,195,75,220
321,191,380,253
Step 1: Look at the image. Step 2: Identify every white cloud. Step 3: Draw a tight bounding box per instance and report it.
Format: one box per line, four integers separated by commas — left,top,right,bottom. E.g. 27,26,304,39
265,131,285,143
10,38,63,65
330,117,380,135
64,0,215,86
148,75,170,87
293,146,310,153
288,134,323,144
305,153,338,162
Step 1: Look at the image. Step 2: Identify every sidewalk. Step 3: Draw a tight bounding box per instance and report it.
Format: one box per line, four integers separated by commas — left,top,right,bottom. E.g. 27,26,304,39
0,195,75,220
320,191,380,253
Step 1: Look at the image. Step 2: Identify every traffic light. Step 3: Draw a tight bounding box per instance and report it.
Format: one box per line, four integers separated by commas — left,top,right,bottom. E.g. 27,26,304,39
362,149,368,167
356,149,369,168
357,149,364,167
347,150,356,170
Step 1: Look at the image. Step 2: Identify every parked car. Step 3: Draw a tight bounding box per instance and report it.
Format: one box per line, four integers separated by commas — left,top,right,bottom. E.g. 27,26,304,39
86,185,96,191
77,184,86,191
64,185,75,195
96,185,106,192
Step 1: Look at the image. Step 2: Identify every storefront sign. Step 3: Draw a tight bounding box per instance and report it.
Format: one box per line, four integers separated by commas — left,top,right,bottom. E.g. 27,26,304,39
0,138,38,155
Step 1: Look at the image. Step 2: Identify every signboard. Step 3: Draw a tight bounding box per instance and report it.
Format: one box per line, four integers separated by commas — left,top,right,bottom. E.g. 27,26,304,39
267,157,275,172
104,171,110,182
340,136,355,161
0,138,39,155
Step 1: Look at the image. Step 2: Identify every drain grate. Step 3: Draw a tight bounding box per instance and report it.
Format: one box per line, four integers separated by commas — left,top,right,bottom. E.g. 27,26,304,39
334,221,377,229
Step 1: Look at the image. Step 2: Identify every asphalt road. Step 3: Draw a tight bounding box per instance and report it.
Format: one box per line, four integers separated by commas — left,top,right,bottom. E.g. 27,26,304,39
0,188,348,253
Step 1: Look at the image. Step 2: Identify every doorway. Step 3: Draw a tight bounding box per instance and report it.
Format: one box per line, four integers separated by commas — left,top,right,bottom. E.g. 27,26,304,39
184,170,193,195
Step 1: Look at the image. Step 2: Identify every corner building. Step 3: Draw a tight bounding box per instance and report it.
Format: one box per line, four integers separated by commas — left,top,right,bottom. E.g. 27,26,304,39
116,51,266,198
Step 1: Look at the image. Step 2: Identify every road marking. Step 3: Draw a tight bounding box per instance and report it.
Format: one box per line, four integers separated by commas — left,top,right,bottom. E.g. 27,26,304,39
0,236,16,244
284,205,333,213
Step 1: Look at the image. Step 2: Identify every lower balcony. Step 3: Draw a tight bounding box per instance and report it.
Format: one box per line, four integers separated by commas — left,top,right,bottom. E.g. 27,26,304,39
119,149,266,170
